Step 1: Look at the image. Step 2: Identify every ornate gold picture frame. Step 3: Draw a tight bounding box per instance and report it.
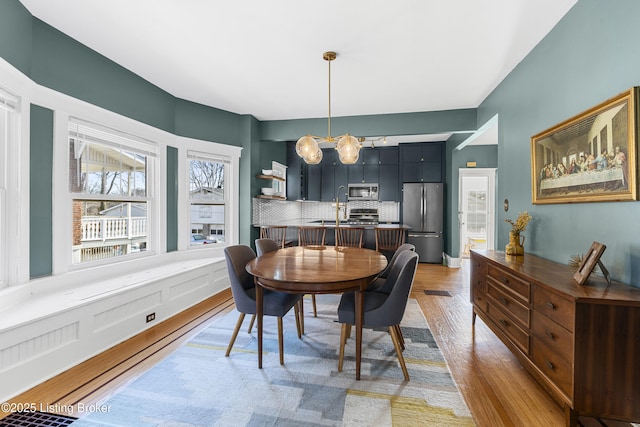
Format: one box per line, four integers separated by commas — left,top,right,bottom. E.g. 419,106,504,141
531,87,639,204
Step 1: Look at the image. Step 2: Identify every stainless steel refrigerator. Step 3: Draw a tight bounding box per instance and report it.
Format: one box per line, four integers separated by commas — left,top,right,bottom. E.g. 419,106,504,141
402,183,444,263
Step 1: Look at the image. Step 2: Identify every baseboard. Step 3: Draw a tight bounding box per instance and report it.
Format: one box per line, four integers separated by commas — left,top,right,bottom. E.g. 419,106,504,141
444,253,461,268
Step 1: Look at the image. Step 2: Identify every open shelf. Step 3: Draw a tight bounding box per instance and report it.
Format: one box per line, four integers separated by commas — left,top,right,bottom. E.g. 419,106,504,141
257,195,286,200
256,174,285,181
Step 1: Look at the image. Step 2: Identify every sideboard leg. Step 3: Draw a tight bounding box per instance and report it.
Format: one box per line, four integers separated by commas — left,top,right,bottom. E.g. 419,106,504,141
472,309,477,325
565,405,578,427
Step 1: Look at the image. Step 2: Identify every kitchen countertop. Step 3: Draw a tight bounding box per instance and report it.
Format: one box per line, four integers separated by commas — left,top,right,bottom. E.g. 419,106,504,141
253,220,411,230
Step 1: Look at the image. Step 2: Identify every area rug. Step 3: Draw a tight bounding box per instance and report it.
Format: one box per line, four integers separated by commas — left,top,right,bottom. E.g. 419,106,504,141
72,295,474,426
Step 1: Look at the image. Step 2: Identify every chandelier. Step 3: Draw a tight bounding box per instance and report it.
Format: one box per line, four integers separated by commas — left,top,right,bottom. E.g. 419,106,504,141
295,51,361,165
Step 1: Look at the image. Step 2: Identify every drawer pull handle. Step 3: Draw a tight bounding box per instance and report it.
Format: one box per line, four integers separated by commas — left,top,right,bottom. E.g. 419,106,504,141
499,297,508,305
499,319,508,327
502,277,509,284
545,331,555,340
546,302,556,309
546,361,555,370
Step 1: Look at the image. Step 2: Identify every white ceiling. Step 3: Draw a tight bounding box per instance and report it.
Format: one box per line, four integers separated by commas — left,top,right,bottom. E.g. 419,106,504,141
19,0,577,145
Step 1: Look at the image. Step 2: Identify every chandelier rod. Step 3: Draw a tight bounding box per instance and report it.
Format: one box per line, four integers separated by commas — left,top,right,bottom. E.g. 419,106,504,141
324,51,337,142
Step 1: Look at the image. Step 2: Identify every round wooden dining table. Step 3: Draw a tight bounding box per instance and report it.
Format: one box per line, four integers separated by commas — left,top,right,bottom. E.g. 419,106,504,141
245,245,387,380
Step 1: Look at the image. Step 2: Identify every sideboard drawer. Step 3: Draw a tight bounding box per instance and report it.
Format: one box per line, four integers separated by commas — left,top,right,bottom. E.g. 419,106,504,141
487,282,530,328
472,287,488,313
487,264,530,303
487,301,530,355
531,336,573,398
532,286,574,332
531,311,573,364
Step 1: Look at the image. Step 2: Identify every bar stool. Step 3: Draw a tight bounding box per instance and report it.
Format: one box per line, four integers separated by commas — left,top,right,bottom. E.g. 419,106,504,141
335,227,364,248
259,225,290,248
297,226,327,316
297,226,326,247
374,227,406,260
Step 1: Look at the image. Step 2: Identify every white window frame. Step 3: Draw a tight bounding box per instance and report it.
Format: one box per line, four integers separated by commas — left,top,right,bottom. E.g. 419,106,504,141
66,117,158,266
178,138,241,251
0,87,19,289
0,56,241,287
187,151,228,247
51,107,167,276
0,58,31,289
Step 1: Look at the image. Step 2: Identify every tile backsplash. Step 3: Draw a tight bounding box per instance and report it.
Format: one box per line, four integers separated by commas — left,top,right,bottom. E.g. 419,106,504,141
252,199,399,225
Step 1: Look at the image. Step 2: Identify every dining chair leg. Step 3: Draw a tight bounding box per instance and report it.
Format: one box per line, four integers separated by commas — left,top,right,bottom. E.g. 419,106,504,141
389,325,410,381
311,295,317,317
299,299,305,335
225,312,245,357
294,302,302,339
247,314,256,334
277,317,285,365
338,323,349,372
394,324,405,350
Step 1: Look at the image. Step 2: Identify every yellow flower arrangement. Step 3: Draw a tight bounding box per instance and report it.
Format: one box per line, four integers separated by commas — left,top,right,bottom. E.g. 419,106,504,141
505,211,532,233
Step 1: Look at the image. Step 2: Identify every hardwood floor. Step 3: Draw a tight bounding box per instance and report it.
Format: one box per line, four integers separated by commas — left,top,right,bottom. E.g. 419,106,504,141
413,260,565,427
2,262,635,426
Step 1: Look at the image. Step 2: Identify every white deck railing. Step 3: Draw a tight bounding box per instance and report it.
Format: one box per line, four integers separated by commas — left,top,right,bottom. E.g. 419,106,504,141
81,217,147,241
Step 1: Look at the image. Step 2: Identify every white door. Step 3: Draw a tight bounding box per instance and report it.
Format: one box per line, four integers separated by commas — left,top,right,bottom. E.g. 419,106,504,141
459,168,496,257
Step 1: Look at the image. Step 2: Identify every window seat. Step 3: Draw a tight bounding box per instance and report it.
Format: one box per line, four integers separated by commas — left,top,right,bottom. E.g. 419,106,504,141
0,251,226,332
0,249,230,403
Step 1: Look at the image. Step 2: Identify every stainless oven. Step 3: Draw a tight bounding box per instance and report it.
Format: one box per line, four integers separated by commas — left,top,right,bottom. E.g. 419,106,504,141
347,183,379,201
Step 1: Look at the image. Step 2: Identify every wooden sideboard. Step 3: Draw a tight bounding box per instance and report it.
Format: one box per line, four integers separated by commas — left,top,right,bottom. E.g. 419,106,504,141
470,250,640,426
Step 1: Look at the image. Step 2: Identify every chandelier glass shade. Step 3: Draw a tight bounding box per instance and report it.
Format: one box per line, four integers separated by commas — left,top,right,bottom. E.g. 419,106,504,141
296,51,361,165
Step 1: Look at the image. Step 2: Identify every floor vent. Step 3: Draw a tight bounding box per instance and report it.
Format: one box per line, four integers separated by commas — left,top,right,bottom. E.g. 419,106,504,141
0,411,77,427
424,290,453,297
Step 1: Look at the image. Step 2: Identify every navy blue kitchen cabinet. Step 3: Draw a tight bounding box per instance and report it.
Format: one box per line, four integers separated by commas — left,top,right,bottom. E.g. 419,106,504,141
400,142,444,183
287,143,441,202
320,149,348,201
286,142,303,200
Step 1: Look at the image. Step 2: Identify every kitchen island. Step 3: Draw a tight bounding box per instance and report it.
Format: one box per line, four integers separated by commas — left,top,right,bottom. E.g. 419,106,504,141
254,221,411,250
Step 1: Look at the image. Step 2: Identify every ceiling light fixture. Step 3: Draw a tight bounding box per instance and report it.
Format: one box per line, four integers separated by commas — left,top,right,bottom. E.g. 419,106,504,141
296,51,361,165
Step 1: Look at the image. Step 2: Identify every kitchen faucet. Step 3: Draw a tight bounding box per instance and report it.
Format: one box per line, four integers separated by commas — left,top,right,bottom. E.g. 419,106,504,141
335,185,347,226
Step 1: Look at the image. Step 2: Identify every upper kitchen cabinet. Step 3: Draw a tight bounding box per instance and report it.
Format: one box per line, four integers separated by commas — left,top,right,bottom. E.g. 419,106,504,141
286,143,402,201
400,142,444,183
377,147,399,201
348,148,379,183
286,142,303,200
321,149,348,201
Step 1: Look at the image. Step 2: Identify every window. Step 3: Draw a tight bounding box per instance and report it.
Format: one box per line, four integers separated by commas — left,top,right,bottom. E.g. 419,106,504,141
188,151,228,245
0,87,18,288
68,118,156,263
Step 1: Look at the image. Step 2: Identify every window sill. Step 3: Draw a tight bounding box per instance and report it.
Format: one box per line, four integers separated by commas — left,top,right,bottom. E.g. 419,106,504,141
0,250,226,332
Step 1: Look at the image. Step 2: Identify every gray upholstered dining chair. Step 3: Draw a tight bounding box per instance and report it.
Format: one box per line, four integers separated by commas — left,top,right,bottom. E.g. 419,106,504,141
255,238,280,257
255,238,306,335
336,250,419,381
224,245,302,365
367,243,416,293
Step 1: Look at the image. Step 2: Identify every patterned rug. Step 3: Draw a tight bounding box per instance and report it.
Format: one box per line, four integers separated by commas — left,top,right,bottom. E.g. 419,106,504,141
72,295,474,426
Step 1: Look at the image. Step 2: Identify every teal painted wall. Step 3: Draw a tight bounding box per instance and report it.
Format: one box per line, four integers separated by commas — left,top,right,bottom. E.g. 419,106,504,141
30,19,176,133
479,0,640,286
445,141,498,258
166,146,179,252
174,98,244,146
29,105,53,278
260,109,477,141
0,0,32,75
